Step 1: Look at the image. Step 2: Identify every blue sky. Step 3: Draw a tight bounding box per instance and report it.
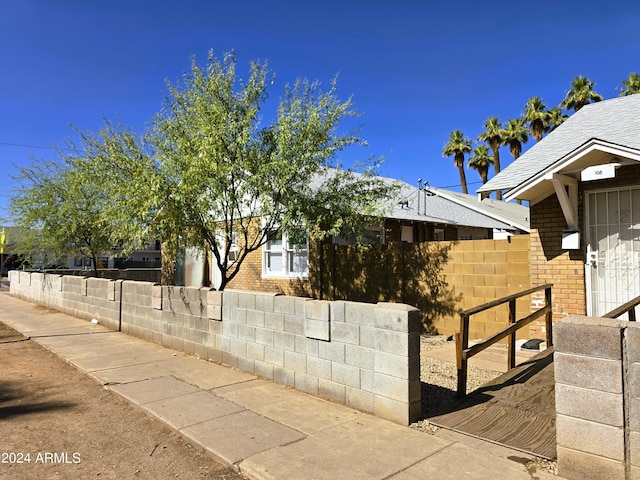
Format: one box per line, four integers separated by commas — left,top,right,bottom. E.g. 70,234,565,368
2,1,640,222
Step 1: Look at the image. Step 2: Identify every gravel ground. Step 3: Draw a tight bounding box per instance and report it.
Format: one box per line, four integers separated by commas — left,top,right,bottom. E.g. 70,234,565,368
415,335,503,419
412,335,558,476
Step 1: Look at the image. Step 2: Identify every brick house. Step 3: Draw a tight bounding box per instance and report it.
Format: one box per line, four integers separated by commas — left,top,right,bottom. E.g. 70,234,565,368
479,94,640,336
185,176,529,302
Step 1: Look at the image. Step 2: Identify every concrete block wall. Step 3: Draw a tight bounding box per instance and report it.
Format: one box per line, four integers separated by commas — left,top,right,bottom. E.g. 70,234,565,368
11,271,64,312
439,236,531,339
220,235,533,340
555,315,640,480
9,272,421,425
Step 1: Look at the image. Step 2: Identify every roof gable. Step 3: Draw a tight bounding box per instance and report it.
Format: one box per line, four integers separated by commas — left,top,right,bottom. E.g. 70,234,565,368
479,95,640,201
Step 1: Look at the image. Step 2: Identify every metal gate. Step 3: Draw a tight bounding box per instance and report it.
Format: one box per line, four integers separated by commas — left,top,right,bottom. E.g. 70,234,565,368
586,187,640,317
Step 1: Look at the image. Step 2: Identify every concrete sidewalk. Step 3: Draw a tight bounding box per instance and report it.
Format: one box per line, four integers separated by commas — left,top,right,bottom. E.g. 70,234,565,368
0,292,561,479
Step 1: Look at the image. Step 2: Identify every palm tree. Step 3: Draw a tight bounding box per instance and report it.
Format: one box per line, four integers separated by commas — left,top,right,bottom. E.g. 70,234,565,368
561,75,603,112
442,130,472,194
620,72,640,96
522,97,549,142
547,106,569,132
468,144,494,187
477,117,503,200
502,118,529,160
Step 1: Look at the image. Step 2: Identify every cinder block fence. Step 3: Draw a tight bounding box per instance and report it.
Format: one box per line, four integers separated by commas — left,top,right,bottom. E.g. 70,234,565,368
555,315,640,480
9,271,421,425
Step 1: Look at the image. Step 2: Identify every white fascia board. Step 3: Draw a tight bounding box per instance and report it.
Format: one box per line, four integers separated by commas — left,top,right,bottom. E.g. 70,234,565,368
431,189,529,232
504,139,640,203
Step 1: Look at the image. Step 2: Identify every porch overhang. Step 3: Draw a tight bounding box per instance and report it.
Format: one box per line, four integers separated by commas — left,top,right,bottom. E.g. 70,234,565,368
504,140,640,207
546,173,578,230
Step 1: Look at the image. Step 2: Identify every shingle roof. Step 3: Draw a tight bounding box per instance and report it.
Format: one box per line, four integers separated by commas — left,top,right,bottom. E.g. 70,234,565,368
385,181,527,231
308,168,528,231
428,188,529,232
479,94,640,194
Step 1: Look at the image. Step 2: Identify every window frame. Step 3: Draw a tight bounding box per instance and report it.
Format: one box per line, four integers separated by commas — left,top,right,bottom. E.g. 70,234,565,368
262,229,309,279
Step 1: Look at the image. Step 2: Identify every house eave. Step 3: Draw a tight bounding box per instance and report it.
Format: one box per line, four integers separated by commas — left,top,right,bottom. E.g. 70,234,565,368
504,139,640,204
432,189,529,233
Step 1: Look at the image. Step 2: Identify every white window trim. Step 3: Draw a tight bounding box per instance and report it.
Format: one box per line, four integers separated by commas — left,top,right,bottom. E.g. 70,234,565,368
262,229,309,279
215,229,240,264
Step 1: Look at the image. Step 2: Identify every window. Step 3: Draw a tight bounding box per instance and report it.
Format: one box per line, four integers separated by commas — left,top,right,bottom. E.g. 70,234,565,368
215,229,239,263
228,230,239,262
263,230,308,278
401,225,414,243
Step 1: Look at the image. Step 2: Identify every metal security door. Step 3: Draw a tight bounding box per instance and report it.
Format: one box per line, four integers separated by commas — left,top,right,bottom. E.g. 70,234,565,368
586,188,640,317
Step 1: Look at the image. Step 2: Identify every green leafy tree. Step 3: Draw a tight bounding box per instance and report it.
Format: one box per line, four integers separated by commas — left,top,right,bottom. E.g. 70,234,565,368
81,51,397,289
502,118,529,160
442,130,472,194
9,158,116,276
561,75,603,112
70,122,175,282
468,145,494,197
620,72,640,96
477,116,503,199
522,97,549,142
547,106,568,132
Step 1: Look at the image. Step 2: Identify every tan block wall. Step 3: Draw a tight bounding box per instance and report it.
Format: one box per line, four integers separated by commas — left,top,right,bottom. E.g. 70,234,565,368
438,236,531,340
225,234,533,341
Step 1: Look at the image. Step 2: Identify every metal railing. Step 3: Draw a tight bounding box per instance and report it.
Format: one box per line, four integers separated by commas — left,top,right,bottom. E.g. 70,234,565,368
603,295,640,321
455,284,553,398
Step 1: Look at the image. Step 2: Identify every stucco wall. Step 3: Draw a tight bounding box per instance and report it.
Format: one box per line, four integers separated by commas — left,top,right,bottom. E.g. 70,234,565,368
9,271,421,425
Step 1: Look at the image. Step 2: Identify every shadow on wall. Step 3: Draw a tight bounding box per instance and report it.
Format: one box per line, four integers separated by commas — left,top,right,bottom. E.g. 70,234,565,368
298,241,460,334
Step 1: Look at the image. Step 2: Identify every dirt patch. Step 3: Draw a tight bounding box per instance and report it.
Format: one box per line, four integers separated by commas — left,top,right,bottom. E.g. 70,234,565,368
0,320,246,480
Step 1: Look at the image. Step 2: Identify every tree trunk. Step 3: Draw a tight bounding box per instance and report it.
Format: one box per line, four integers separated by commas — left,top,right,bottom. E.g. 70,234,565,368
91,254,99,277
161,239,177,286
492,147,502,200
458,166,468,194
202,248,211,287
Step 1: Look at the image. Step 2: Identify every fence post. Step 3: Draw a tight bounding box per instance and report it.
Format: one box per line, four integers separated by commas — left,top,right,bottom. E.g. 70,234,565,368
456,312,469,398
508,299,516,370
545,286,553,347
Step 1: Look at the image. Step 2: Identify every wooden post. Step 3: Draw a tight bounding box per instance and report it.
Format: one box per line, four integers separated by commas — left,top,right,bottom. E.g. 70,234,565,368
545,286,553,347
508,299,516,370
456,313,470,398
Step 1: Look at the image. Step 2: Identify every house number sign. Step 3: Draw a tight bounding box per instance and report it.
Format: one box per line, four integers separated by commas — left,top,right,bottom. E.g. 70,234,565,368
581,164,616,182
